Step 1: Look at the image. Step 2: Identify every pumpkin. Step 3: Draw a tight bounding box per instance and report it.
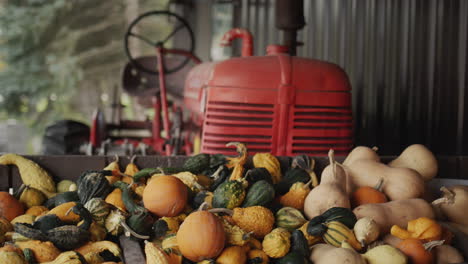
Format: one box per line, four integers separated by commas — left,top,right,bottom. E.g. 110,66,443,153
390,217,442,242
0,153,56,198
25,206,48,217
396,239,444,264
225,142,248,181
322,221,362,250
143,175,188,217
275,207,306,230
353,217,380,247
252,153,281,184
279,181,312,210
212,180,245,209
84,198,111,226
351,179,388,207
77,170,113,204
304,150,351,219
176,210,225,262
210,206,274,239
15,240,61,262
262,228,291,258
216,246,247,264
18,185,46,209
105,188,126,212
247,249,269,264
388,144,438,181
0,191,24,221
274,168,310,195
242,180,275,207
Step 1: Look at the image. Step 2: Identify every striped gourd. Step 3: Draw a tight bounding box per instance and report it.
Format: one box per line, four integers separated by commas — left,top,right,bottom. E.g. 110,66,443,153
84,198,111,226
323,221,362,250
253,153,282,184
275,207,306,230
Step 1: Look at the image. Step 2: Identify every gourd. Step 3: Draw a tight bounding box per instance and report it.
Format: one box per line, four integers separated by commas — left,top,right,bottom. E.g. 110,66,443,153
361,244,407,264
84,198,111,226
304,150,350,219
176,209,225,262
0,216,13,234
77,170,113,204
290,229,310,257
75,241,122,261
298,222,321,246
216,246,247,264
11,214,35,225
103,155,121,185
105,209,125,236
432,185,468,226
221,217,251,246
143,175,188,217
245,168,272,184
192,191,214,210
388,144,438,181
353,217,380,247
42,251,86,264
291,154,319,187
162,233,179,251
45,191,80,209
274,168,310,195
353,198,435,233
242,180,275,207
18,185,46,209
226,142,248,181
0,191,25,221
122,155,139,184
262,228,291,258
144,241,171,264
15,240,61,262
396,239,444,264
322,221,362,250
344,159,425,200
390,217,442,242
171,171,205,192
209,166,230,192
279,181,312,210
105,188,126,212
306,207,357,236
383,233,403,247
152,215,185,239
253,153,281,184
25,206,48,217
434,245,464,264
343,146,380,165
275,207,306,230
310,243,365,264
0,153,56,198
45,202,81,223
57,180,77,193
212,180,245,209
351,179,388,207
209,206,274,239
183,153,211,174
276,251,308,264
247,249,268,264
0,251,26,264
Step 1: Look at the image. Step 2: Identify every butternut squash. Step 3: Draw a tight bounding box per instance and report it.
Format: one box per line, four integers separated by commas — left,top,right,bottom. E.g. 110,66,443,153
304,150,350,219
345,159,425,200
310,243,366,264
353,198,435,233
343,146,380,165
432,185,468,226
434,245,464,264
388,144,438,181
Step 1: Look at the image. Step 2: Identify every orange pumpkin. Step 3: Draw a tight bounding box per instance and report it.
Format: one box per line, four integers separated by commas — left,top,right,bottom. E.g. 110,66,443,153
177,210,226,262
396,238,443,264
0,191,24,221
143,176,187,217
351,179,387,207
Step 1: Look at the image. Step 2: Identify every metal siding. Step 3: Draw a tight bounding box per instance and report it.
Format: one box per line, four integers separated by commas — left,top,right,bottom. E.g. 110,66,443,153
233,0,468,155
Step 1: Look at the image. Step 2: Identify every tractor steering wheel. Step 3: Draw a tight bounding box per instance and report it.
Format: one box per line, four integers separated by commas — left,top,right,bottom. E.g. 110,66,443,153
124,10,195,75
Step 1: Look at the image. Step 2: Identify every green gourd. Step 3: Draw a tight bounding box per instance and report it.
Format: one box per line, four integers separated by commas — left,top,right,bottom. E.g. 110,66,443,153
242,180,275,207
290,230,310,257
274,168,310,195
212,180,245,209
245,168,273,184
275,207,307,230
84,198,111,227
77,171,113,204
307,207,357,236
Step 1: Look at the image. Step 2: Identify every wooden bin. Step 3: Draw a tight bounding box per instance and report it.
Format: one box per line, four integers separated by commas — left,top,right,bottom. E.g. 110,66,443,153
1,155,467,263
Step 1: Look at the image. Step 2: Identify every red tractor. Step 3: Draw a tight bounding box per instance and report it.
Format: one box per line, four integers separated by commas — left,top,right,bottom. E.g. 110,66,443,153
89,2,353,156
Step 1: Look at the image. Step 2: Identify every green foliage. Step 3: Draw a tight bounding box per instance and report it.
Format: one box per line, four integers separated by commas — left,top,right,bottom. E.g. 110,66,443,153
0,0,84,129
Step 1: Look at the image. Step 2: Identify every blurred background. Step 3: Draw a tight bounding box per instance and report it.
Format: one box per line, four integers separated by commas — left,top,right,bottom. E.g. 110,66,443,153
0,0,467,155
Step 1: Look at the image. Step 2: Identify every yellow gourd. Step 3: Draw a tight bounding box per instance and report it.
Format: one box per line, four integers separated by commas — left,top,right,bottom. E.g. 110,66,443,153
11,214,35,225
0,154,56,198
162,234,179,252
45,202,80,223
15,240,61,263
248,249,269,264
122,155,139,184
42,251,84,264
279,181,312,210
145,241,171,264
298,222,322,246
390,217,442,242
18,185,46,208
104,155,121,184
221,217,251,246
105,188,126,212
262,228,291,258
75,241,122,260
0,251,26,264
253,153,281,184
226,142,248,181
25,206,48,217
216,246,247,264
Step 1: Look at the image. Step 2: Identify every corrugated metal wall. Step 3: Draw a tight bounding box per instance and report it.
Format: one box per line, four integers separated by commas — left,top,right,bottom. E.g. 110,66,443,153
235,0,468,155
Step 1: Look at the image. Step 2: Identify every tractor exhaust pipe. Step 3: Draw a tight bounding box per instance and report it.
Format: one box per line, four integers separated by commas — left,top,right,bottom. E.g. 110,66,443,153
275,0,305,56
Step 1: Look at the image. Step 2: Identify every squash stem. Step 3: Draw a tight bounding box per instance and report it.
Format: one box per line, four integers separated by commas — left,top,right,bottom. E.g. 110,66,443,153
440,186,455,202
423,240,445,251
374,179,384,192
120,220,150,240
208,208,234,216
371,146,379,152
431,197,449,206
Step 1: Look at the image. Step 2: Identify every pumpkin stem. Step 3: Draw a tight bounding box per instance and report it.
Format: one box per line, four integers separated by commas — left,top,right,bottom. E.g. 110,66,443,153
198,202,210,211
374,178,385,192
371,146,379,152
121,220,150,240
423,240,445,251
208,208,234,216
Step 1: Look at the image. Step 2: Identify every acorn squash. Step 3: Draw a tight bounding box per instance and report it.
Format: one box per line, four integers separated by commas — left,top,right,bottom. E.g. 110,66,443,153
242,180,275,207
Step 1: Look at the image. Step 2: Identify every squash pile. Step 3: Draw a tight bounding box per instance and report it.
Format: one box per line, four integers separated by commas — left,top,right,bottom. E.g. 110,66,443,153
0,143,466,264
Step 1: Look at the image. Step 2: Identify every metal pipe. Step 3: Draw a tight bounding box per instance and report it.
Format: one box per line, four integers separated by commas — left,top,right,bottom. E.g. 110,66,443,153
275,0,305,56
220,28,254,57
